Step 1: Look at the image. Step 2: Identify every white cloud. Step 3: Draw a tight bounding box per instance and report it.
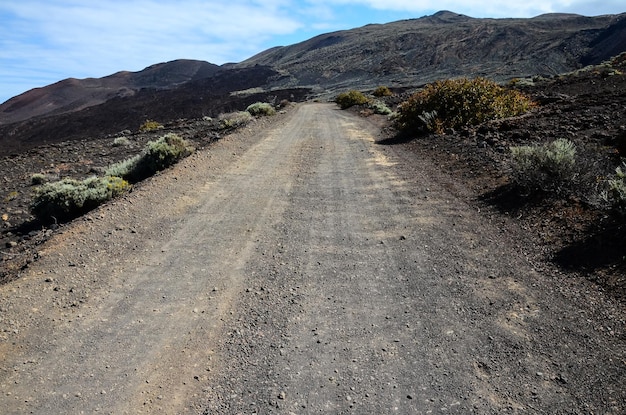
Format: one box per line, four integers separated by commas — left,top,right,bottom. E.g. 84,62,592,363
0,0,305,101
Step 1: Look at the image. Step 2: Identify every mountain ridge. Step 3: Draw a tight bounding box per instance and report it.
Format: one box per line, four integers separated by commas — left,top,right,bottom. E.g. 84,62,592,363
0,60,220,124
1,10,625,148
236,11,626,93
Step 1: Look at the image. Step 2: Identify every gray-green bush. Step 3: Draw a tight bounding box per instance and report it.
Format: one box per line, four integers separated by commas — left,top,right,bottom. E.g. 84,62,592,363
30,173,47,185
603,162,626,215
246,102,276,117
105,133,193,182
218,111,253,130
509,138,578,195
369,100,392,115
31,176,129,222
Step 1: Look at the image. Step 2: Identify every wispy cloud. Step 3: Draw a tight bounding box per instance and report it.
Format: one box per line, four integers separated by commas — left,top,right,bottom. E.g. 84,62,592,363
0,0,305,101
316,0,624,18
0,0,623,103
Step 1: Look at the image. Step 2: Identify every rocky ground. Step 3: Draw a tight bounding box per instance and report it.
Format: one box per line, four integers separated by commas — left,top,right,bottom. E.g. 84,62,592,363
1,62,626,307
374,64,626,305
0,117,225,283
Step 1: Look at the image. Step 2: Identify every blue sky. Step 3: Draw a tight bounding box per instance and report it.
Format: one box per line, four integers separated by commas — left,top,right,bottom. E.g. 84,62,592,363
0,0,624,104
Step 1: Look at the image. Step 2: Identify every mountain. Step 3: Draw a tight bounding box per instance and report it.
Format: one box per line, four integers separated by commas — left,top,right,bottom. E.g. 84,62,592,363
0,60,220,125
1,11,626,154
237,11,626,92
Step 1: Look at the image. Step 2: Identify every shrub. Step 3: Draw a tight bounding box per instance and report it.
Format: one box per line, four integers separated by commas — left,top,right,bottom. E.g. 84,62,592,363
139,119,163,133
144,133,192,171
335,90,370,109
395,77,535,134
112,136,132,146
509,138,578,195
373,86,393,97
105,154,143,180
246,102,276,117
603,163,626,215
218,111,253,130
4,191,18,202
106,133,193,182
31,173,47,185
369,100,393,116
31,176,129,222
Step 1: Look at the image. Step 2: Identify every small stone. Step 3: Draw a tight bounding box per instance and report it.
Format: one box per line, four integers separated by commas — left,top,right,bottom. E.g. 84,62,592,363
278,391,286,400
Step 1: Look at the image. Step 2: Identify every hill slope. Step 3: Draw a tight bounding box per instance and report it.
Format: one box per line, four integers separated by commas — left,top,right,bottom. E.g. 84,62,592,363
238,11,626,92
0,60,220,124
1,11,626,153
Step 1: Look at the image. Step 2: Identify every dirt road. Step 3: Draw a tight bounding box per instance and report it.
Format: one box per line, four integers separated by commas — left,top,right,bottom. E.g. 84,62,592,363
1,103,624,414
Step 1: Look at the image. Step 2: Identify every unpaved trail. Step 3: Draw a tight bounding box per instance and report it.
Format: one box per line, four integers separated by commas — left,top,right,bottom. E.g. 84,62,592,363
0,103,624,414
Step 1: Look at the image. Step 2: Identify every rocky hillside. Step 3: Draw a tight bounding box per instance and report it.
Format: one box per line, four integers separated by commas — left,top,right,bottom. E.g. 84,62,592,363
1,11,625,155
0,60,220,124
239,11,626,93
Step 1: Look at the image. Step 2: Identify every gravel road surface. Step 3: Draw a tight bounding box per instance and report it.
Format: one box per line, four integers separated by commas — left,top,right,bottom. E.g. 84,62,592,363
0,103,624,414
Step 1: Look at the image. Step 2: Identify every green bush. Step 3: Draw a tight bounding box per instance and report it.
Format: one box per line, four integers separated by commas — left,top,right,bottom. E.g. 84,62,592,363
144,133,192,171
335,90,370,109
509,138,578,195
31,173,47,185
373,86,393,97
105,154,143,180
369,100,393,115
603,163,626,215
218,111,253,130
31,176,130,222
246,102,276,117
139,119,164,133
106,133,193,183
395,77,535,134
112,136,132,146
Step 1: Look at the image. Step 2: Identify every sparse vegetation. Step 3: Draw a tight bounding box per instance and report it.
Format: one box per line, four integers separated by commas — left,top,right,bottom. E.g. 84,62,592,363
246,102,276,117
31,176,129,222
106,133,194,183
218,111,253,130
112,136,132,147
105,155,143,180
30,173,47,185
4,191,18,203
139,119,164,133
603,162,626,216
395,77,535,134
335,90,370,109
369,100,393,116
373,86,393,97
509,138,578,196
31,133,193,222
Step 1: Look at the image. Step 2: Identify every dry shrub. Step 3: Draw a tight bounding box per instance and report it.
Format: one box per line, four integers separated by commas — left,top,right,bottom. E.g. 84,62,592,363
335,90,370,109
395,77,535,134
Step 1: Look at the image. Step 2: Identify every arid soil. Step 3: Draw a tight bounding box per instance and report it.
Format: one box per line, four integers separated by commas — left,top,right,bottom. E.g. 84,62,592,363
387,68,626,305
0,103,624,414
